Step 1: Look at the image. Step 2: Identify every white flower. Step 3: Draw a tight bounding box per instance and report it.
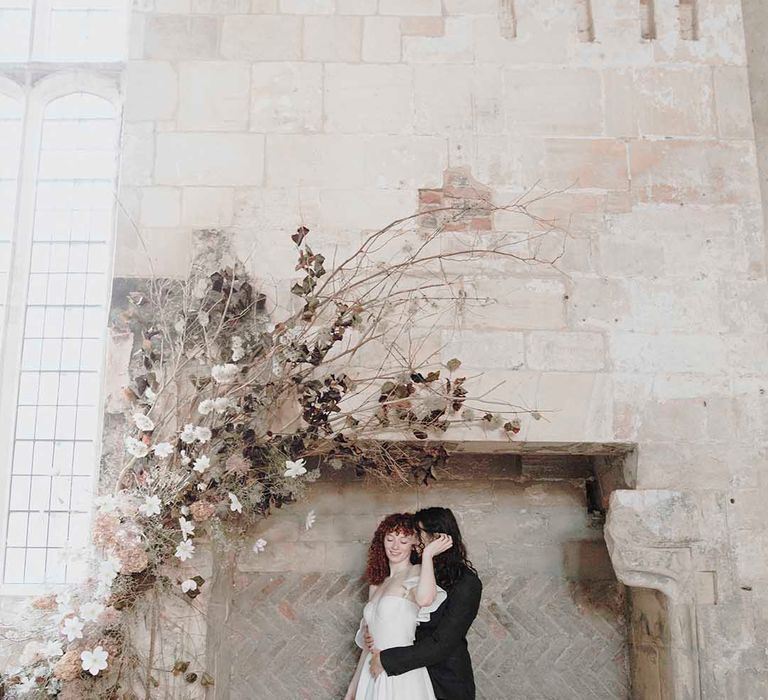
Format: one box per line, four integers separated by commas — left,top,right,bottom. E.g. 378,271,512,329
61,616,84,642
211,363,239,384
180,450,192,466
228,493,242,513
153,442,174,459
197,310,210,327
305,510,316,531
80,601,104,622
194,426,212,443
232,336,245,362
139,494,161,517
181,579,198,593
175,540,195,562
180,424,197,444
97,555,121,586
124,436,149,458
55,591,73,616
19,641,43,666
197,399,215,416
284,458,307,479
144,386,157,403
192,278,208,299
133,413,155,432
41,640,63,658
252,538,267,554
80,646,109,676
180,505,190,516
213,397,232,413
192,455,210,474
94,494,118,514
179,516,195,540
16,676,36,694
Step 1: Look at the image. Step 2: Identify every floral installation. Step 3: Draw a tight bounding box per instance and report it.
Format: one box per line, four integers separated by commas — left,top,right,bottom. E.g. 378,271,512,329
0,196,556,697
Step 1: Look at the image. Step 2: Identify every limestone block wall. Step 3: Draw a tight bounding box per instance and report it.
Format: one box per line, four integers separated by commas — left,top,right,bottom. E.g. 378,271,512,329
113,0,768,696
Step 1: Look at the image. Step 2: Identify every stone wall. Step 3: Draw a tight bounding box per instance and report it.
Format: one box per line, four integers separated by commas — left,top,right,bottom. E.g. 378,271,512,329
113,0,768,697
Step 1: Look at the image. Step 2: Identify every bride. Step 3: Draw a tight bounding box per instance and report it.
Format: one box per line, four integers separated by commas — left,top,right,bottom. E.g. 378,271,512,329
345,512,453,700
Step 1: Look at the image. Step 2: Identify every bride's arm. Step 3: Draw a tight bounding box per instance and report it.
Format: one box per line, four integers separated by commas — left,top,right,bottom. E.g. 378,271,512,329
344,585,377,699
414,534,452,607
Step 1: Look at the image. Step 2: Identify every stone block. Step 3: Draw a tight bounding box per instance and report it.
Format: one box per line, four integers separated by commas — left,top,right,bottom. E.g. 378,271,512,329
265,135,366,187
280,0,333,12
458,277,566,331
566,277,630,330
379,0,441,15
155,133,265,185
403,17,473,63
440,329,525,371
627,280,722,333
178,61,250,131
304,482,418,516
489,543,565,575
540,139,629,191
140,186,180,227
603,68,638,137
191,0,251,11
401,16,445,36
316,188,416,230
640,399,708,442
473,15,569,64
635,67,716,137
503,68,602,136
361,134,447,188
630,139,760,206
119,122,155,186
416,481,495,511
525,331,605,372
324,64,413,133
250,63,323,133
124,61,177,122
362,17,401,63
610,332,728,374
304,16,362,62
714,66,754,139
181,187,235,226
143,16,218,60
414,65,502,134
221,15,301,60
336,0,376,13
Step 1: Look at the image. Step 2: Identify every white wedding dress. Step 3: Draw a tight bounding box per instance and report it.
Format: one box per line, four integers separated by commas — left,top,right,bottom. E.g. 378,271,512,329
354,576,446,700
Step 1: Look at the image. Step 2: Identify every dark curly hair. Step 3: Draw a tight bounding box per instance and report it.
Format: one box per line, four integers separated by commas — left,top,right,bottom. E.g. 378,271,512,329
416,507,476,590
364,513,418,585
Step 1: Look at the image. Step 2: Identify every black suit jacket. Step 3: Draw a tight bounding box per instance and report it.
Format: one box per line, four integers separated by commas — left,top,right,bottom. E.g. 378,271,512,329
379,570,482,700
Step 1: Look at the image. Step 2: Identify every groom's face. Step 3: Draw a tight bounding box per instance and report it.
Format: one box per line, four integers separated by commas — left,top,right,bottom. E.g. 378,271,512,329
416,522,434,549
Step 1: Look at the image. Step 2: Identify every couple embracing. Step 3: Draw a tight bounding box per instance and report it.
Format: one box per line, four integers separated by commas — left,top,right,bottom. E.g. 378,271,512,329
345,507,482,700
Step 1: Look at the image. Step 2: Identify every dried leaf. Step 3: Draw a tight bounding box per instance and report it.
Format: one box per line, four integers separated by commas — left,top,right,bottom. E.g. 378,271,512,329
503,418,521,434
172,661,189,676
292,226,309,246
446,358,461,372
200,672,215,687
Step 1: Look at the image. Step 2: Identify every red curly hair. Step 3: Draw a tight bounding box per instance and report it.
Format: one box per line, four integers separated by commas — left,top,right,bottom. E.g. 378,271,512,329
364,513,417,585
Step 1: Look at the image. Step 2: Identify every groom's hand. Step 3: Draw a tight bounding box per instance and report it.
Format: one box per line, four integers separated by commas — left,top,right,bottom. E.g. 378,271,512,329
364,626,375,652
370,650,384,678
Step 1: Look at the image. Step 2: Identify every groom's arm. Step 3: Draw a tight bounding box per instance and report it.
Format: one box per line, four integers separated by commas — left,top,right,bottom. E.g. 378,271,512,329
379,573,482,676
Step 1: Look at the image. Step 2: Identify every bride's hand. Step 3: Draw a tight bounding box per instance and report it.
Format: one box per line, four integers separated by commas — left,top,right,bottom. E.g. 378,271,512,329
422,533,452,559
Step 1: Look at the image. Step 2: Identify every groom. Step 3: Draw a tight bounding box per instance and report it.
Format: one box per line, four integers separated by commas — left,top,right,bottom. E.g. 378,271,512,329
367,506,482,700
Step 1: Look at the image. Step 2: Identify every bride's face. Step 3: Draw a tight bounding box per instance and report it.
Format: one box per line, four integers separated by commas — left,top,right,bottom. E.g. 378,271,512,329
383,529,417,565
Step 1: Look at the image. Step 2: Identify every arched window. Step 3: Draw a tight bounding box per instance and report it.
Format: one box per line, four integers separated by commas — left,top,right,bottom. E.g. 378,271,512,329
0,92,23,355
0,0,128,63
0,0,33,62
4,92,119,585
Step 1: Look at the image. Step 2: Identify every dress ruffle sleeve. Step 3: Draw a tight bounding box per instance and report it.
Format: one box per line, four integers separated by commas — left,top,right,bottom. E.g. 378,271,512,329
354,617,366,649
403,576,448,624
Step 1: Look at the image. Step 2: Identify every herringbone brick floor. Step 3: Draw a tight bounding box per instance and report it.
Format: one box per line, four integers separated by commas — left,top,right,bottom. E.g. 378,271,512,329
220,571,629,699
